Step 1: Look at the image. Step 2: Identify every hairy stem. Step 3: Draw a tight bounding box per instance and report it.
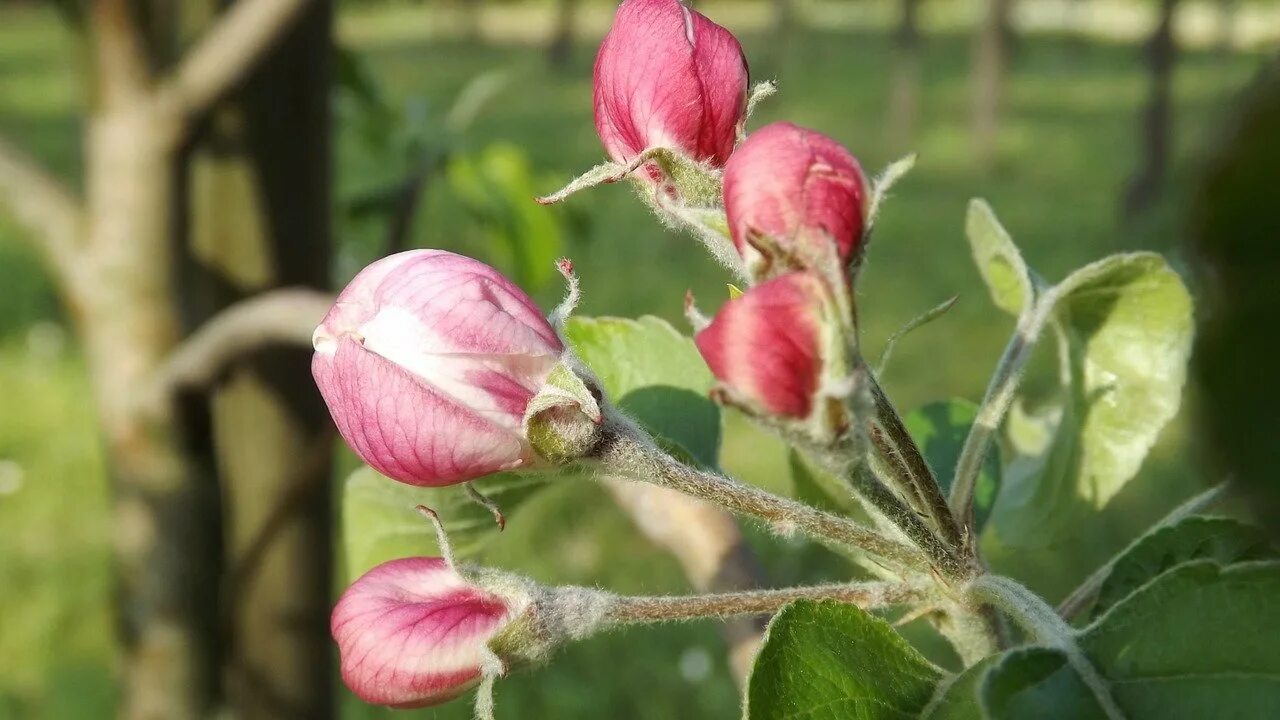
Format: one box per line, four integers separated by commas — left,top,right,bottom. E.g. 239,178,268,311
967,575,1125,719
1056,481,1228,620
592,417,933,575
605,581,930,625
950,294,1054,527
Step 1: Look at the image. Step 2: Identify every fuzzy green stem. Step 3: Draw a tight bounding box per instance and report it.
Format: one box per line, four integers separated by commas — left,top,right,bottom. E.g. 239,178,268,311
604,581,930,625
967,575,1125,720
949,293,1055,527
1056,481,1228,620
592,417,933,575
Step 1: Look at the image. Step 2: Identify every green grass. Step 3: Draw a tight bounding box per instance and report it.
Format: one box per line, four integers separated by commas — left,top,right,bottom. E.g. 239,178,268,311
0,2,1269,717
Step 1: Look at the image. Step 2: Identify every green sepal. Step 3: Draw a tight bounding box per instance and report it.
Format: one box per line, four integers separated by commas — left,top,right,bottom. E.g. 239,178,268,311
523,362,603,463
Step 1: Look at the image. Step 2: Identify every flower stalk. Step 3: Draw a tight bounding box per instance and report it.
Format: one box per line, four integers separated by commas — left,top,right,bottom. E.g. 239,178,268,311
604,581,931,625
591,415,934,575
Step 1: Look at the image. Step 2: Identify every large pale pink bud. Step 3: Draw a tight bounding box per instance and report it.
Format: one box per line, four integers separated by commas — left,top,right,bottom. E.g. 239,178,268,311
695,272,831,419
593,0,748,169
723,122,869,273
332,557,526,708
312,250,564,486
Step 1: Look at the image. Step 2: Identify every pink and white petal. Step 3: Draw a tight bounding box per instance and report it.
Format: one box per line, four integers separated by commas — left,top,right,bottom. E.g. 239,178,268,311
313,338,530,486
696,273,825,418
332,557,518,708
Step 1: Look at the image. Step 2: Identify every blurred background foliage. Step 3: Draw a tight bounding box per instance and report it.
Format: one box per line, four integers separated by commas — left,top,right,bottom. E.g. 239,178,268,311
0,0,1276,717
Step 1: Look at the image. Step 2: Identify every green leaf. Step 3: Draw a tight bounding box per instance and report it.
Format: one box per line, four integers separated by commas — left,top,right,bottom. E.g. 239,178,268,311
341,466,551,580
746,600,942,720
990,253,1193,546
1091,516,1277,619
904,399,1001,531
966,199,1033,317
1050,253,1192,506
565,315,720,469
1081,560,1280,719
981,647,1104,720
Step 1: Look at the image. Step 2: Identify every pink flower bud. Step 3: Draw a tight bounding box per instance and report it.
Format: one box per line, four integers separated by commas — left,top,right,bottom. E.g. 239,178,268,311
723,122,869,271
312,250,564,486
332,557,525,708
695,272,830,419
593,0,748,169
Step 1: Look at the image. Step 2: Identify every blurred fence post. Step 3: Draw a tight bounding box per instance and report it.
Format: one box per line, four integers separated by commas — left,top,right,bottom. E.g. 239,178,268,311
179,1,335,717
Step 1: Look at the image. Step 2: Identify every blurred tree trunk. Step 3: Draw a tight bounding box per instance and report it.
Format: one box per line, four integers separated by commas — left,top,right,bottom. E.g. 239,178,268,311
971,0,1013,169
179,2,334,717
0,1,326,718
547,0,578,68
80,3,223,717
1123,0,1179,217
885,0,922,151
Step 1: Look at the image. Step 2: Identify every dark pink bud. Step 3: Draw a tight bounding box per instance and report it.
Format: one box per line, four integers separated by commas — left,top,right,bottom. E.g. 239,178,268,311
694,272,830,419
723,122,869,271
593,0,748,169
332,557,524,708
312,250,564,487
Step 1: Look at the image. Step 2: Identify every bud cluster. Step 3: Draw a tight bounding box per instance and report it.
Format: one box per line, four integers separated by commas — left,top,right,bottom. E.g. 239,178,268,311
583,0,875,438
312,0,911,714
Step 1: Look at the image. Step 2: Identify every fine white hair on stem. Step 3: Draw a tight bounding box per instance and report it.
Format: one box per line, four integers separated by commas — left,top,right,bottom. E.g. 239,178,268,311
415,505,456,570
549,257,581,329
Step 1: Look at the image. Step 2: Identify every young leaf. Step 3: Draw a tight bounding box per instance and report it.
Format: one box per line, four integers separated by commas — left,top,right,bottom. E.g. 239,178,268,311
966,199,1034,317
989,253,1193,547
904,399,1001,532
566,315,721,469
1081,560,1280,718
746,600,942,720
341,467,550,579
1090,516,1277,619
980,647,1105,720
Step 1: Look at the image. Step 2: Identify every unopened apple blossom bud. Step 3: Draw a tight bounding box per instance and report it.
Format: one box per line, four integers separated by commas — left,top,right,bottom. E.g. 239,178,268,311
593,0,748,172
695,272,835,419
333,557,611,709
723,122,869,278
332,557,525,708
311,250,565,487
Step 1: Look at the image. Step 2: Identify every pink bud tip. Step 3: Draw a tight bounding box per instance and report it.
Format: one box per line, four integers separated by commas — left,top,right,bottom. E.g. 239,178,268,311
556,257,575,277
332,557,524,708
311,250,564,487
593,0,748,171
723,122,869,270
694,272,829,419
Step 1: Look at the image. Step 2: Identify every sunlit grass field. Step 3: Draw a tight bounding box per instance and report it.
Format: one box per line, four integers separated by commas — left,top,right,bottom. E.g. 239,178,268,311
0,2,1269,717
